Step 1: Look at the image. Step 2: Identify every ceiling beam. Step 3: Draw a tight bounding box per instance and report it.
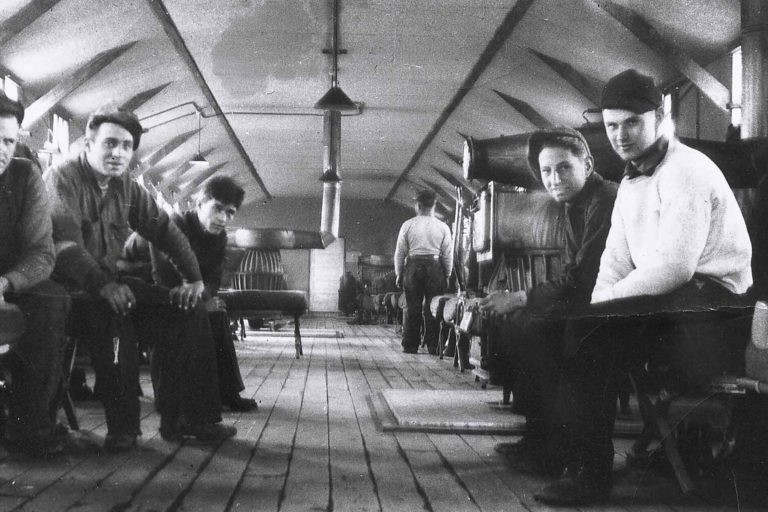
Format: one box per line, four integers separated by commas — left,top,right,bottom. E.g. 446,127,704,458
155,148,215,188
386,0,536,200
134,129,197,176
176,162,228,198
122,82,173,113
23,42,135,129
441,149,463,168
145,0,271,200
493,89,553,129
593,0,730,111
431,166,476,197
528,49,603,107
0,0,62,48
421,178,457,203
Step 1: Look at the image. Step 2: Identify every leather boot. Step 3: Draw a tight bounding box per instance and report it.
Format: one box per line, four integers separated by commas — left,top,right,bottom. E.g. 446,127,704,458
534,449,614,506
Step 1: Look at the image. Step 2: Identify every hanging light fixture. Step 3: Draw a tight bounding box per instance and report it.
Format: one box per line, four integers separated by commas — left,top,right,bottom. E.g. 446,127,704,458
189,111,209,168
314,0,356,111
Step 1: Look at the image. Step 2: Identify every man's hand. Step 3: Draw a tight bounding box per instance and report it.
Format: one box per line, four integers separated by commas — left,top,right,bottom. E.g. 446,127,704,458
169,280,205,311
99,281,136,316
477,290,527,316
205,296,226,313
396,275,403,289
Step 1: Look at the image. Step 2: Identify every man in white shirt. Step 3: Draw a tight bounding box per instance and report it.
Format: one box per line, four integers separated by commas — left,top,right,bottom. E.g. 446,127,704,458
394,190,453,354
536,70,752,506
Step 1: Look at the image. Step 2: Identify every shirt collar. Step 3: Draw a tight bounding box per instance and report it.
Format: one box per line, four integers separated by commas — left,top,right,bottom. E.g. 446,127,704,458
623,136,669,180
80,152,124,196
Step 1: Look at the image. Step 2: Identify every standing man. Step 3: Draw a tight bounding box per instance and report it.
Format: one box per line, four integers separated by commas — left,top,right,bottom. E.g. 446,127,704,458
45,105,236,452
394,189,453,354
0,94,70,458
127,176,257,412
478,127,617,476
535,70,752,506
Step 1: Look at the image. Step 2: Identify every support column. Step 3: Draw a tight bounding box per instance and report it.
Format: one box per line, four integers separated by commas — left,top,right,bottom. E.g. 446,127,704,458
741,0,768,139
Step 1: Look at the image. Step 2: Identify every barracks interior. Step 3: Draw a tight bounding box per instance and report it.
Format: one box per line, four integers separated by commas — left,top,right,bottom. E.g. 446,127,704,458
2,0,768,511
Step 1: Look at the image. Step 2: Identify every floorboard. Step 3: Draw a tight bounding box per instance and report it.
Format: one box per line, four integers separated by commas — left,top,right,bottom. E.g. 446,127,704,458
0,314,760,512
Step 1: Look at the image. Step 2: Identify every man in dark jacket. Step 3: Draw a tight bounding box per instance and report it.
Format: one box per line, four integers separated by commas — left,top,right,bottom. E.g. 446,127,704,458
125,176,257,412
478,127,617,475
44,105,235,452
0,94,70,458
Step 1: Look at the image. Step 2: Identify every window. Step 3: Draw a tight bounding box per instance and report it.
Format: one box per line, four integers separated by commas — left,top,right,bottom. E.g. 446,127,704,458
731,46,742,127
663,93,673,117
52,113,70,155
3,76,19,102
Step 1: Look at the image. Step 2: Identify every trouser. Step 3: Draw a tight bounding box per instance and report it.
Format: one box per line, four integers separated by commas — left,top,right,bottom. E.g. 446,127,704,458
556,279,750,471
68,278,222,437
209,310,245,398
507,309,565,442
4,280,70,442
402,257,445,352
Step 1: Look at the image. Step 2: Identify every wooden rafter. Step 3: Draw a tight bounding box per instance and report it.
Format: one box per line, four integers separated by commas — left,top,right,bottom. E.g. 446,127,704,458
23,42,136,129
176,162,228,198
493,90,553,129
145,0,271,200
155,148,215,189
386,0,536,200
0,0,62,48
122,82,173,113
134,129,197,176
593,0,730,111
528,49,603,107
431,166,476,197
441,150,463,168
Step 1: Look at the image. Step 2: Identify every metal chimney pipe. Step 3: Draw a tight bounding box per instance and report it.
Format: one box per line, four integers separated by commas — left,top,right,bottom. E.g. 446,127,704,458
320,110,342,237
741,0,768,139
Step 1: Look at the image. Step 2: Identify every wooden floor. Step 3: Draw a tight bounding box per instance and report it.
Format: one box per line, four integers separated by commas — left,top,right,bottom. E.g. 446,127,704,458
0,315,765,512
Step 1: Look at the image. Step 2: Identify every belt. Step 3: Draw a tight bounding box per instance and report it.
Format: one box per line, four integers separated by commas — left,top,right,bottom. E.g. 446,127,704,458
408,254,439,260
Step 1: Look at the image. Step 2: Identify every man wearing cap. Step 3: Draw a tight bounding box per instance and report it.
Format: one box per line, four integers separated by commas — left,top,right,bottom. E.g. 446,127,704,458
535,70,752,506
394,189,453,354
0,94,71,458
478,126,617,475
44,105,236,453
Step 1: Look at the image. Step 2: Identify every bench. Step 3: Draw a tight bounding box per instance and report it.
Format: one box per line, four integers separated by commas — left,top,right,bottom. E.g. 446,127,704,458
218,289,308,359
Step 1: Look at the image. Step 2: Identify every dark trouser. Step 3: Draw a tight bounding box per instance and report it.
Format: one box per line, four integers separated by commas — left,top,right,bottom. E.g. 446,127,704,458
209,310,245,398
68,279,222,437
556,280,750,472
402,257,445,353
4,280,70,442
507,310,566,444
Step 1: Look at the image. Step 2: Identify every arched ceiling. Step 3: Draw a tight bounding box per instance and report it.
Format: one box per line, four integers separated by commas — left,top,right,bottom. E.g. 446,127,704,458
0,0,740,207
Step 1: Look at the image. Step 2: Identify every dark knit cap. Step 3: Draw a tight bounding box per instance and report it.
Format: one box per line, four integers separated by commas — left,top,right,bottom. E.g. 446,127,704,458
527,126,592,178
87,105,144,150
601,69,661,114
415,189,437,207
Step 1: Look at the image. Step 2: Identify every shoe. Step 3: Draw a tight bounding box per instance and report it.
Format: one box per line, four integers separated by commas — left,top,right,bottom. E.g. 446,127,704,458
494,435,541,457
402,348,418,354
534,465,612,506
104,433,137,453
162,422,237,443
5,435,65,459
222,395,258,412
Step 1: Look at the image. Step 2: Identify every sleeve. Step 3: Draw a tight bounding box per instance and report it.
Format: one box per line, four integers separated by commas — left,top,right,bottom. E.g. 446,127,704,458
45,168,111,295
591,193,634,303
439,223,454,279
205,238,226,297
2,169,55,291
128,183,202,284
608,177,708,300
394,222,409,278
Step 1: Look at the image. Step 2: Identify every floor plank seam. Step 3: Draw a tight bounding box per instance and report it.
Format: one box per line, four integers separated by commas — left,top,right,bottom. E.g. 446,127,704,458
394,438,435,512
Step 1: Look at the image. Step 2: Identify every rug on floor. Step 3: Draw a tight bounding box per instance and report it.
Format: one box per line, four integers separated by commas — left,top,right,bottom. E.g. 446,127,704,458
372,389,643,435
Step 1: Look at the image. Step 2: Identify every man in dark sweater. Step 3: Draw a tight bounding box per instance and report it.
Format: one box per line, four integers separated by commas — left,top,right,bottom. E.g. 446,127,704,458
125,176,257,412
0,94,70,458
478,127,617,475
44,106,236,452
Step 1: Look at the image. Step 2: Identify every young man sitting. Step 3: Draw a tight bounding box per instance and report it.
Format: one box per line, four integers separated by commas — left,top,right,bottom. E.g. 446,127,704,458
478,126,617,476
125,176,257,412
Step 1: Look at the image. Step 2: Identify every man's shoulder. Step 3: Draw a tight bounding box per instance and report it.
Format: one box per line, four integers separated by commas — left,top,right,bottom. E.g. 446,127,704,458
3,158,36,186
43,155,82,185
